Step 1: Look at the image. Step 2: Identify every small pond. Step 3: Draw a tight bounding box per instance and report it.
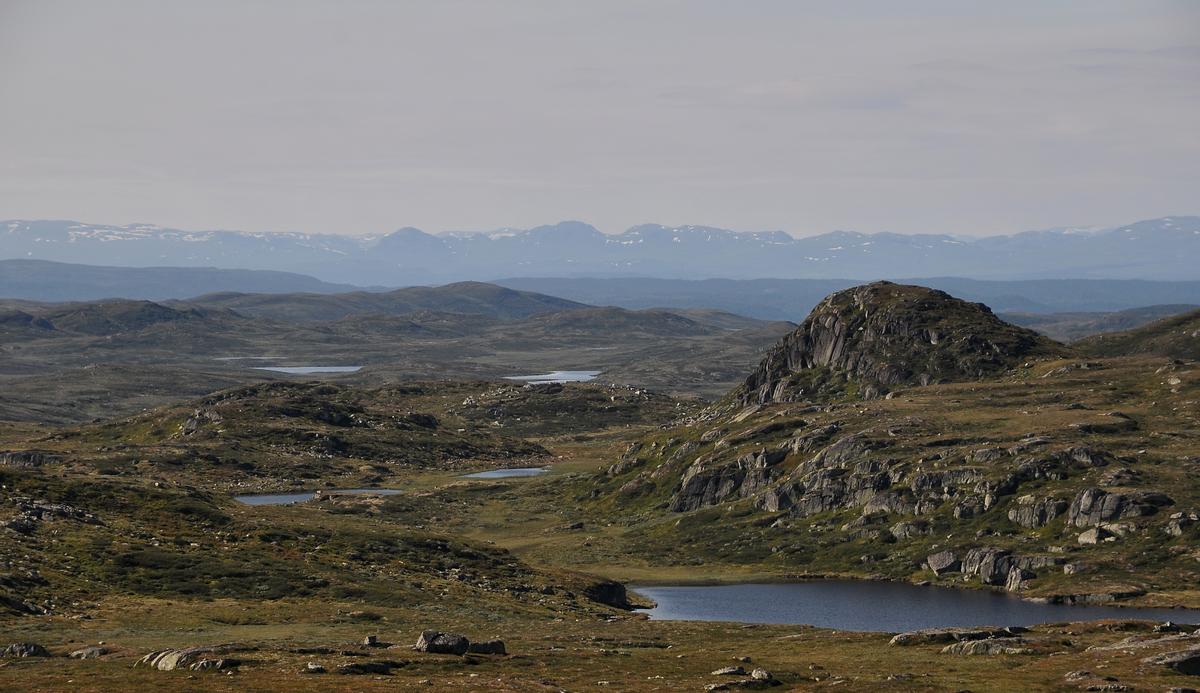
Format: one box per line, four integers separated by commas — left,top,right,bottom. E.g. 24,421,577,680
632,581,1200,632
504,370,600,384
251,366,363,374
234,488,401,505
461,467,551,479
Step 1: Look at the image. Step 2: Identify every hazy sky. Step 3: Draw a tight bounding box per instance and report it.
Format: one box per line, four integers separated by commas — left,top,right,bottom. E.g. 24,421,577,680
0,1,1196,238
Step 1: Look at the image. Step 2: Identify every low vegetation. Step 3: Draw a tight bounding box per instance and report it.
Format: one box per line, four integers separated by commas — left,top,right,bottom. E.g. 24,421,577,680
3,282,1200,691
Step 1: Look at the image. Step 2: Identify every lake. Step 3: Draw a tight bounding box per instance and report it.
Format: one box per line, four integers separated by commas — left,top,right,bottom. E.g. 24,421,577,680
234,488,401,505
250,366,363,374
632,581,1200,632
504,370,601,384
462,467,551,479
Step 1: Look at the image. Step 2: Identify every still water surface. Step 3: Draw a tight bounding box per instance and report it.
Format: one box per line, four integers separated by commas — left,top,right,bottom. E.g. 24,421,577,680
251,366,362,374
504,370,600,384
462,468,550,479
234,488,401,505
633,581,1200,632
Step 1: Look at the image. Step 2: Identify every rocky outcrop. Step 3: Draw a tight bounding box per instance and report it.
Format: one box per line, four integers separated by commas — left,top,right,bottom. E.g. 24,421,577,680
739,282,1070,404
1008,500,1068,528
1068,488,1173,527
136,644,249,670
0,450,61,468
1141,646,1200,675
4,497,103,535
670,465,745,512
889,627,1021,646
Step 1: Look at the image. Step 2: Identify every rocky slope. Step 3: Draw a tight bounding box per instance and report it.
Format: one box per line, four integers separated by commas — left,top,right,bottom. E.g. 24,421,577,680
557,284,1200,605
739,281,1073,405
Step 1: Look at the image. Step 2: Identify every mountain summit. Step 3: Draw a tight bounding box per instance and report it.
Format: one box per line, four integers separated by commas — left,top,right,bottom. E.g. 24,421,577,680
740,281,1072,403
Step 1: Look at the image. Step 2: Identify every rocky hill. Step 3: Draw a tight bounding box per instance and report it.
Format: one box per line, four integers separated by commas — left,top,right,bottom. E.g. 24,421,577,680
514,283,1200,607
739,281,1073,405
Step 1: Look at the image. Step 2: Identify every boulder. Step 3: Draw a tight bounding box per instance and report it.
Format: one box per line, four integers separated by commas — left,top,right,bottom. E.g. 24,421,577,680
1005,566,1036,592
712,666,746,675
926,549,961,575
1063,562,1088,575
751,668,773,680
1052,445,1108,467
1078,527,1114,545
68,646,108,659
890,521,929,541
607,458,644,476
414,630,469,656
468,639,506,655
3,642,50,658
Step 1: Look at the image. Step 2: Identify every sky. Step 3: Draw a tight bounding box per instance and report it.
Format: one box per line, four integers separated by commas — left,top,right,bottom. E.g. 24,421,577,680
0,1,1196,239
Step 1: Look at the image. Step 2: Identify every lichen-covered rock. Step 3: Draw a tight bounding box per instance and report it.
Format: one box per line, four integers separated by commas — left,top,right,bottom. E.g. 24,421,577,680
68,646,108,659
889,628,1008,646
190,658,240,671
1078,527,1113,544
670,464,745,512
1006,566,1036,591
890,521,929,540
962,548,1013,586
3,642,50,658
1141,646,1200,676
1008,500,1068,528
414,630,469,655
1068,488,1172,527
926,549,960,575
941,640,1032,655
136,644,246,670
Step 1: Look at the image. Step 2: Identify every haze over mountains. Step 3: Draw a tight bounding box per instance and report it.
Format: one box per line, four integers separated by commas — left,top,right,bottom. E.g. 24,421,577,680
4,216,1197,287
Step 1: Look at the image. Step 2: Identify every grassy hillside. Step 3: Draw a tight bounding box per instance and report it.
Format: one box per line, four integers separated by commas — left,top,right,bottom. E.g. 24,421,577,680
1077,306,1200,361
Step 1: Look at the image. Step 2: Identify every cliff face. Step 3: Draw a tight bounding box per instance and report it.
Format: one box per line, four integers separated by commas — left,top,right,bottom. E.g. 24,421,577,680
740,282,1072,404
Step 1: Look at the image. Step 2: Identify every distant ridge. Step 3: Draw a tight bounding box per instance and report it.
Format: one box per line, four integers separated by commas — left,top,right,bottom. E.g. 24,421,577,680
182,281,590,322
2,216,1198,285
0,259,365,302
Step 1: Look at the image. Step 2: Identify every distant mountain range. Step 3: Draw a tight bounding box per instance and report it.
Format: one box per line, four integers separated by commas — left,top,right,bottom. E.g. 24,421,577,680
3,216,1197,286
496,277,1200,321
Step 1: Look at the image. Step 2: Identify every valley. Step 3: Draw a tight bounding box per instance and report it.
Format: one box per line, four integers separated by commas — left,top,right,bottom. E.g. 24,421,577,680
2,281,1200,691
